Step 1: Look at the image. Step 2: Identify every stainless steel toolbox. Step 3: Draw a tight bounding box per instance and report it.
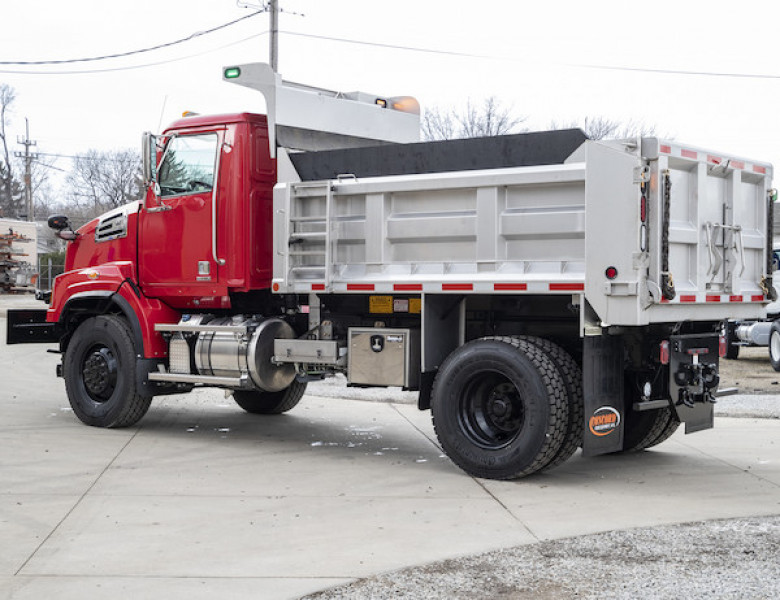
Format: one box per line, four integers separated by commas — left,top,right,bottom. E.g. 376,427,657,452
347,327,420,388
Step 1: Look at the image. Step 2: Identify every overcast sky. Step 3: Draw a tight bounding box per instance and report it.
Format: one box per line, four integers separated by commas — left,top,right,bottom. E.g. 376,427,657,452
2,0,780,193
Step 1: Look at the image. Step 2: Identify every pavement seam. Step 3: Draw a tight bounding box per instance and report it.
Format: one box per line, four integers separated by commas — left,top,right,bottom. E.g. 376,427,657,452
13,428,142,576
671,437,780,489
388,403,541,541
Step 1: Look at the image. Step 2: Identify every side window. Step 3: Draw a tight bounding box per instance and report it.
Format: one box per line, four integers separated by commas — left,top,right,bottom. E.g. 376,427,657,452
158,133,218,197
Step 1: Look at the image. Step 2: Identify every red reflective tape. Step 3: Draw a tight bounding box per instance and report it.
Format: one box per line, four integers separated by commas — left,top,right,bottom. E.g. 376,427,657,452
707,155,722,165
731,160,745,170
442,283,473,291
660,144,672,154
549,283,585,291
494,283,528,291
680,295,697,303
753,165,767,174
752,294,765,302
729,295,743,302
312,283,325,291
706,295,721,302
347,283,375,291
660,297,670,303
681,149,697,159
393,283,423,292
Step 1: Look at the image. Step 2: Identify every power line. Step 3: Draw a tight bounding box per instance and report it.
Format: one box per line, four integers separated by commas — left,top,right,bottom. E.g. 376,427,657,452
283,31,780,81
0,32,267,75
0,10,266,66
2,22,778,82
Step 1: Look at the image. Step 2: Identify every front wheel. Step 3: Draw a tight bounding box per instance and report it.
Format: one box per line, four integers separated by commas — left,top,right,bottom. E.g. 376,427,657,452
431,338,568,480
63,315,152,428
232,380,307,415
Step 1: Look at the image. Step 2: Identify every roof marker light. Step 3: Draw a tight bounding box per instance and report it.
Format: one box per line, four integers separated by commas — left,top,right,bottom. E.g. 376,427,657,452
224,67,241,79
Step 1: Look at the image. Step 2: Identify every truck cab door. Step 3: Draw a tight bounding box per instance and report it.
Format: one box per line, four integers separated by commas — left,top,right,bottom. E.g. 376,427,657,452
139,130,226,305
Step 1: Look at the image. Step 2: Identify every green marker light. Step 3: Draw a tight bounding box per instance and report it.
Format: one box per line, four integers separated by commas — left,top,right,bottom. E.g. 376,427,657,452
224,67,241,79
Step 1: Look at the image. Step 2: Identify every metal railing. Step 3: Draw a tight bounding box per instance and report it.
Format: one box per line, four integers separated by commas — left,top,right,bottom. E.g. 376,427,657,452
37,257,65,292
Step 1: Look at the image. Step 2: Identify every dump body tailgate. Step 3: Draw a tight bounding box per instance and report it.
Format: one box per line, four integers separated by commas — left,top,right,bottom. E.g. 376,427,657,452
585,138,773,326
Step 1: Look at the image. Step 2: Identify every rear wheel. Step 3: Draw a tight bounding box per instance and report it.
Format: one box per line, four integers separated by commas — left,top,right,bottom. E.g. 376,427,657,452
515,336,583,471
232,380,307,414
63,315,152,428
621,405,679,452
769,321,780,372
431,337,568,480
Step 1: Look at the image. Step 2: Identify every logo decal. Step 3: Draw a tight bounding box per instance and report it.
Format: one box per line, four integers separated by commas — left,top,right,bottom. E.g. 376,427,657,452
589,406,621,437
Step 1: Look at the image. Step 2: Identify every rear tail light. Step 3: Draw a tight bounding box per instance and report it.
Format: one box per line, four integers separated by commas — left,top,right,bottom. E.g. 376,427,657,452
659,340,670,365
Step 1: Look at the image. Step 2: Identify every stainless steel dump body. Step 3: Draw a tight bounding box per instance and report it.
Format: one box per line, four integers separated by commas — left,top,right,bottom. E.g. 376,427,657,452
274,136,773,328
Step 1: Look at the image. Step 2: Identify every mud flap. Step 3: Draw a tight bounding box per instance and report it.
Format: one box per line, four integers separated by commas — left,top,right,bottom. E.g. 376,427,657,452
582,335,625,456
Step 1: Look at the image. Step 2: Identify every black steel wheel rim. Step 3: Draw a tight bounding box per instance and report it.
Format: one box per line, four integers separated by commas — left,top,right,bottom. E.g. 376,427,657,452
81,344,118,403
457,372,524,450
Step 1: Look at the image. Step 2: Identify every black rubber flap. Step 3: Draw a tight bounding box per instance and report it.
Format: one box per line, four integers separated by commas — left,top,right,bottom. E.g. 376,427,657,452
290,129,588,181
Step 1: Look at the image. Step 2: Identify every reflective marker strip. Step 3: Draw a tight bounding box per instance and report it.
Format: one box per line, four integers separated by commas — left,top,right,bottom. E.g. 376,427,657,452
549,283,585,291
394,283,423,291
681,149,698,159
301,284,767,301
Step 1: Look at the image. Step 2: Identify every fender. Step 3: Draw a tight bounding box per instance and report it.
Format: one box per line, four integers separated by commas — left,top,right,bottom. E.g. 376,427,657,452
48,261,180,359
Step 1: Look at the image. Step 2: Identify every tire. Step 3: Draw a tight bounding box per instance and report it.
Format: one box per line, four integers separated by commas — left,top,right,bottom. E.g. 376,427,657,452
621,405,679,452
63,315,152,428
769,321,780,372
642,411,680,449
232,380,307,414
723,321,740,360
514,336,583,471
431,337,568,480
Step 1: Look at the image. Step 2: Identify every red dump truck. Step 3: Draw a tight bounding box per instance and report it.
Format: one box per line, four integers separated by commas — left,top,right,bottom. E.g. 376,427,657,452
6,63,776,480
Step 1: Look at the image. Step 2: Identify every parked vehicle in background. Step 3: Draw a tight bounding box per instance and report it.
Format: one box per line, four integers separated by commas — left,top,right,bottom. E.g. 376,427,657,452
724,248,780,369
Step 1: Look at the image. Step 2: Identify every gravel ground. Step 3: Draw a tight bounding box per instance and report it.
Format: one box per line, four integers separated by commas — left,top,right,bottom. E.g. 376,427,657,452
303,517,780,600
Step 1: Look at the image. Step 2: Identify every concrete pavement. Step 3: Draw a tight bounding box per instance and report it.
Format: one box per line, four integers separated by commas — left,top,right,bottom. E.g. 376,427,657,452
1,313,780,600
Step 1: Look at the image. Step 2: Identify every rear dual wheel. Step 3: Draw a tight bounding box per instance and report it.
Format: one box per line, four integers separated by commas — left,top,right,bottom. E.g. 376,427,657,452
431,337,570,480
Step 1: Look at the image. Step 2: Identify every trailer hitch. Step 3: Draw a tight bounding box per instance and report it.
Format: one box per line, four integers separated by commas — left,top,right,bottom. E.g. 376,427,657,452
673,360,719,408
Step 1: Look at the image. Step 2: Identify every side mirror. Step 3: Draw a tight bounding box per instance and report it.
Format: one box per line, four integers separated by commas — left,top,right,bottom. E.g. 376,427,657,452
47,215,70,231
48,215,79,241
142,131,158,186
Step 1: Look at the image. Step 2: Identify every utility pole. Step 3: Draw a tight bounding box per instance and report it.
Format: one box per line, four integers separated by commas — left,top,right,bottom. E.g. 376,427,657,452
269,0,279,72
14,118,37,222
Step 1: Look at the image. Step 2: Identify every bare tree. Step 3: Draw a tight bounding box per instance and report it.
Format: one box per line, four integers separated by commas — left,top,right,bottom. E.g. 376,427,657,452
549,116,660,140
66,149,142,216
0,84,20,217
422,96,526,141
